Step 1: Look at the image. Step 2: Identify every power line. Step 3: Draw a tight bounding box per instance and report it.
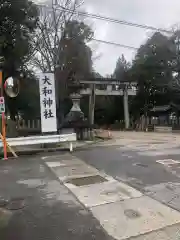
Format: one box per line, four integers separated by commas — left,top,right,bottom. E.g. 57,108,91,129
38,4,139,50
57,6,173,34
38,4,172,34
92,38,138,50
38,4,161,50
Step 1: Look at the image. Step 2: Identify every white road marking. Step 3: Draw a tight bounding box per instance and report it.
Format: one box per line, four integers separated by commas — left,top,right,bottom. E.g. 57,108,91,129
156,159,180,167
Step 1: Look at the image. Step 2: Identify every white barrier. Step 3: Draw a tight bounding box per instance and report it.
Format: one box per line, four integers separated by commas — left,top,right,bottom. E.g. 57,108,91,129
0,133,77,152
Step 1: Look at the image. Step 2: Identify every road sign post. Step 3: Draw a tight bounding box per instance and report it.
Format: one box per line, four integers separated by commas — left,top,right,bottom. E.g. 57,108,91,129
0,71,7,160
0,97,5,113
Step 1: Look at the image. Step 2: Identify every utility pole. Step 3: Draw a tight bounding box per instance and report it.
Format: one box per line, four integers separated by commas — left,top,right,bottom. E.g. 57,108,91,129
89,83,95,138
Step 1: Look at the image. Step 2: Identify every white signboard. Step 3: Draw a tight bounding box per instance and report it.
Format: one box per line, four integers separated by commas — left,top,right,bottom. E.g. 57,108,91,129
38,73,57,132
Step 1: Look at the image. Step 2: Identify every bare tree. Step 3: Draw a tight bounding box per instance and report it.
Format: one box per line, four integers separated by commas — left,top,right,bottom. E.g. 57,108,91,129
30,0,95,126
30,0,83,72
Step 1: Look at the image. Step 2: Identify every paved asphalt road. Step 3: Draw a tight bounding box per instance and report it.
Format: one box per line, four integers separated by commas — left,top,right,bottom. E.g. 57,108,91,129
2,133,180,239
74,139,180,212
0,156,114,240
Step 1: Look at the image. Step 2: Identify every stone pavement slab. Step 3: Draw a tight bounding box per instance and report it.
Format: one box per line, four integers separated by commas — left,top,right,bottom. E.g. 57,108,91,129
66,180,142,207
144,182,180,211
46,158,84,168
47,162,99,181
128,223,180,240
90,196,180,240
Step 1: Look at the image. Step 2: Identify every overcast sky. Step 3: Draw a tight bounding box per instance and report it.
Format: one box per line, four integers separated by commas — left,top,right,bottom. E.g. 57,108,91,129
36,0,180,76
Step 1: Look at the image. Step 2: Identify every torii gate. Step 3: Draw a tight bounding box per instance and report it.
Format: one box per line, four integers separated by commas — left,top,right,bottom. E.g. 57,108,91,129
79,78,137,129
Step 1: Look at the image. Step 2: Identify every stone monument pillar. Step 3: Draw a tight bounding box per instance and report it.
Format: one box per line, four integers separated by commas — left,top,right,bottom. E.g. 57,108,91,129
67,93,84,120
70,93,83,114
63,93,84,135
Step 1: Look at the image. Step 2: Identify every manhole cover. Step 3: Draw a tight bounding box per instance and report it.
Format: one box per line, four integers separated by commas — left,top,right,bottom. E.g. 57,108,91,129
124,209,141,219
6,198,26,211
66,175,107,186
134,163,148,168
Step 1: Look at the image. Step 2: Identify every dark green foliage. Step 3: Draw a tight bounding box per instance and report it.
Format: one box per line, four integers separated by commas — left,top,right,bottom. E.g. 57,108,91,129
0,0,39,119
0,0,38,76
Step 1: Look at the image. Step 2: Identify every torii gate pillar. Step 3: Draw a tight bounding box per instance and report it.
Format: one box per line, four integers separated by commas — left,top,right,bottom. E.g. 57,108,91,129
123,87,130,129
